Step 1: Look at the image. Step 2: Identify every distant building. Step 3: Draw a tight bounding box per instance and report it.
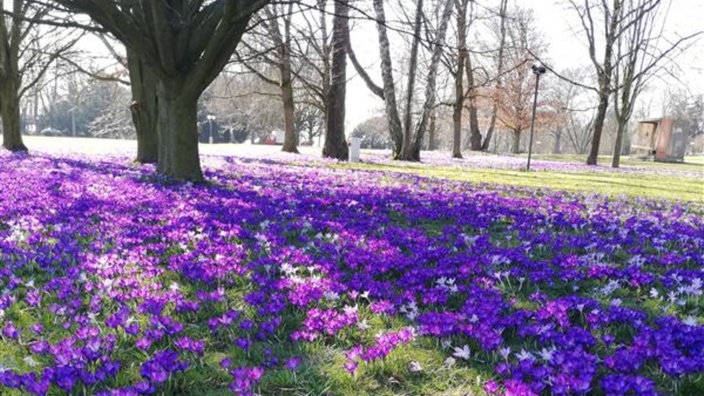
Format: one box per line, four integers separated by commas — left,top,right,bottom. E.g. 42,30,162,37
630,117,687,162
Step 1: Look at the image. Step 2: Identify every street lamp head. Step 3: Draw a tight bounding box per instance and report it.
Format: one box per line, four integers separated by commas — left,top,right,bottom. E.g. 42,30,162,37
207,114,216,121
531,62,546,75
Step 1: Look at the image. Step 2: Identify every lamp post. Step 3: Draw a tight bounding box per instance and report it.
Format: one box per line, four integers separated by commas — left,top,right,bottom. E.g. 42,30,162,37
526,62,546,171
207,114,216,144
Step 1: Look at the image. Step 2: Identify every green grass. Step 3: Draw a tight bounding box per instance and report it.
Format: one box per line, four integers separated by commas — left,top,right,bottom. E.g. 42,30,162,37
333,156,704,203
533,153,704,169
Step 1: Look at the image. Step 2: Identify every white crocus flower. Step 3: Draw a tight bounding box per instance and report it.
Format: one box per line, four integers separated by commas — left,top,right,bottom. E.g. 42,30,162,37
452,345,471,360
408,361,423,373
498,346,511,360
516,349,535,361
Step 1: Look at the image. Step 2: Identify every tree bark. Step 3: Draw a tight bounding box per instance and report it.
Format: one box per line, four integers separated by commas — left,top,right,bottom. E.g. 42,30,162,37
0,0,26,153
156,81,203,181
452,0,468,159
552,129,562,154
280,71,298,153
373,0,404,157
511,130,521,154
466,53,482,151
401,0,454,161
587,91,609,165
428,110,437,150
612,121,626,168
323,0,349,161
127,51,158,164
279,4,298,154
481,0,508,151
402,0,424,157
583,1,622,166
0,77,26,152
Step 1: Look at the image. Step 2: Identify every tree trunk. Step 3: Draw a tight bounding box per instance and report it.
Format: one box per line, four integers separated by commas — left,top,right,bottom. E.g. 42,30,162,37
373,0,404,157
156,82,203,181
452,102,463,158
428,110,437,150
280,4,298,155
0,78,26,152
512,130,521,154
281,74,298,153
452,0,467,159
401,0,424,158
482,0,508,151
323,0,349,161
553,129,562,154
127,51,158,164
587,92,609,165
467,58,482,151
402,0,454,161
611,120,626,168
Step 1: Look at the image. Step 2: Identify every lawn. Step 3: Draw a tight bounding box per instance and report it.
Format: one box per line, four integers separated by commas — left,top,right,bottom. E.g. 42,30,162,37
336,152,703,204
0,147,702,395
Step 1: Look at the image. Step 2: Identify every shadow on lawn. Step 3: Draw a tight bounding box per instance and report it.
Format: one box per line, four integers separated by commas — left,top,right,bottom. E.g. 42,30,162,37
1,153,500,395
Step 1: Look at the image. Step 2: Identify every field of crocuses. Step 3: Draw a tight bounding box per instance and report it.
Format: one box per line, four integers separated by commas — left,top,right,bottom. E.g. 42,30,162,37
0,149,702,395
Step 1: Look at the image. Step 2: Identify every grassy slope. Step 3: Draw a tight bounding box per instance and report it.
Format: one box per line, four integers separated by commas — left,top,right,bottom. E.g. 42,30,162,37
334,157,704,203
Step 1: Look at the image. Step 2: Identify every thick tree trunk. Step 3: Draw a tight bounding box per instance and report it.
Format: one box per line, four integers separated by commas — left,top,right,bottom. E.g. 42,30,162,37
512,130,521,154
281,75,299,153
587,92,609,165
156,82,203,181
127,51,158,164
0,78,26,152
323,0,349,161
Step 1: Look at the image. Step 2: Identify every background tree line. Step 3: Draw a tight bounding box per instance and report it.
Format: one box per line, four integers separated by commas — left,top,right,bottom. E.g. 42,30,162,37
1,0,701,181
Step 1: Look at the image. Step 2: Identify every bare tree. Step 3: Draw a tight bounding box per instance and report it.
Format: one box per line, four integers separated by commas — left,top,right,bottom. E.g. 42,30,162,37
238,3,299,153
565,111,595,154
481,0,508,151
205,69,283,143
1,1,79,152
545,69,585,154
565,0,624,165
351,0,454,160
366,0,403,155
323,0,349,160
295,103,323,145
562,0,698,166
490,7,542,154
611,0,700,167
291,0,331,137
49,0,269,181
450,0,470,159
